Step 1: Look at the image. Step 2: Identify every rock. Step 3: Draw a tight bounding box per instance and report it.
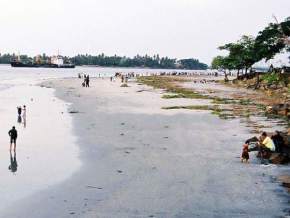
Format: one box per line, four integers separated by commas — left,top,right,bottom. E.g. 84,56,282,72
269,153,288,164
278,175,290,192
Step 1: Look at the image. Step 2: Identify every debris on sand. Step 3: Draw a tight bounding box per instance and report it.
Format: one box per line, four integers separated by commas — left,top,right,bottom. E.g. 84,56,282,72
69,110,80,114
86,185,103,189
121,84,129,87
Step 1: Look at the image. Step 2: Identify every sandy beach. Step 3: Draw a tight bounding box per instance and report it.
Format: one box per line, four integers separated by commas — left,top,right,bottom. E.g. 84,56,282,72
1,76,289,218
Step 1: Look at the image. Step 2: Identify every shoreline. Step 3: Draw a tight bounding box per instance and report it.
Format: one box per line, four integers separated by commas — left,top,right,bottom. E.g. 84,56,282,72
1,76,289,217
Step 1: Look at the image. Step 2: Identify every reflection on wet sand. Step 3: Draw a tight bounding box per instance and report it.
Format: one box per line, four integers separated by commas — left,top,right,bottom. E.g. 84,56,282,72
17,115,22,124
8,151,18,174
23,116,26,128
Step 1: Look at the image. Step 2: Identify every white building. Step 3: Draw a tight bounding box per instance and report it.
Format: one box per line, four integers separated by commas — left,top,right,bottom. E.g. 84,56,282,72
51,56,64,66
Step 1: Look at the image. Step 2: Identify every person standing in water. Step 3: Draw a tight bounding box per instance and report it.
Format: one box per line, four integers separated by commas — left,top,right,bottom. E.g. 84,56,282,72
17,106,22,116
22,105,26,118
22,105,27,128
8,126,18,151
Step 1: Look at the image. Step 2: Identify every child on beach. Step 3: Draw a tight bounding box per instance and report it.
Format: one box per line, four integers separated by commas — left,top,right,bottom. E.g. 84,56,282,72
241,143,249,163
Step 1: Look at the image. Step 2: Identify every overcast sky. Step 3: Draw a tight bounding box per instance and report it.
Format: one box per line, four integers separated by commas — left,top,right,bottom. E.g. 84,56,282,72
0,0,289,64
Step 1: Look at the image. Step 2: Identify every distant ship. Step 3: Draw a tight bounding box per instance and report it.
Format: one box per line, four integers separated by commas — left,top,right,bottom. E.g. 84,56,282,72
11,55,75,68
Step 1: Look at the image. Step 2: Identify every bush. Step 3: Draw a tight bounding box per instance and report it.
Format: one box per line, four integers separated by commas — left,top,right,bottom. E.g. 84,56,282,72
261,73,279,85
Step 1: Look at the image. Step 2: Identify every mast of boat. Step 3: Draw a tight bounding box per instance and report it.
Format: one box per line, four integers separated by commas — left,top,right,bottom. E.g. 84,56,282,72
17,52,21,62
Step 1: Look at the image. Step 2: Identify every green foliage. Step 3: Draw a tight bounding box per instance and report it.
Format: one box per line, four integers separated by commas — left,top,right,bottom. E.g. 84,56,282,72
211,56,225,69
178,58,208,70
0,53,14,64
71,54,208,69
261,73,280,85
0,53,208,70
213,16,290,73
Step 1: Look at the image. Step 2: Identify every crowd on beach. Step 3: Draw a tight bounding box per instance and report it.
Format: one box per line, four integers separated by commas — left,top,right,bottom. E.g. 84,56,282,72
78,73,90,87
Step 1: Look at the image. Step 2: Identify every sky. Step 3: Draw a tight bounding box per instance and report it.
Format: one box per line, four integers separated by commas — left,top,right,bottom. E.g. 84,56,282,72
0,0,289,65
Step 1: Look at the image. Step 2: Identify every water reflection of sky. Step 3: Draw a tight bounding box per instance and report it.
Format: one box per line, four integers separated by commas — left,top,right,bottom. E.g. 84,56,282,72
0,66,84,212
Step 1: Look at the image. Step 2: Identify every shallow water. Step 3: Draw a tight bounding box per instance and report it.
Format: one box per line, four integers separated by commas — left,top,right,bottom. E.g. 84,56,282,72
0,83,81,212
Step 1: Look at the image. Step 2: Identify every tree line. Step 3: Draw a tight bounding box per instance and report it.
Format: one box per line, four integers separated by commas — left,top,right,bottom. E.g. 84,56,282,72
211,16,290,78
0,53,208,70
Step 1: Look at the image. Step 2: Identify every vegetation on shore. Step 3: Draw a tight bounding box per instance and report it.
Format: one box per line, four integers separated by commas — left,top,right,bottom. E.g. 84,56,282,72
137,76,209,99
137,76,289,123
0,53,208,70
211,16,290,84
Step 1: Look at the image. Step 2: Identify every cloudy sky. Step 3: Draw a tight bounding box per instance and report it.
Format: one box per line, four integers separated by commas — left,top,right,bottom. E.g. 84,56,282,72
0,0,289,64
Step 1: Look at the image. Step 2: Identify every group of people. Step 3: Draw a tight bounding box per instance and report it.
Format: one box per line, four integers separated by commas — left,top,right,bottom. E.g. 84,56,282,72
8,105,27,152
78,73,90,87
241,131,285,163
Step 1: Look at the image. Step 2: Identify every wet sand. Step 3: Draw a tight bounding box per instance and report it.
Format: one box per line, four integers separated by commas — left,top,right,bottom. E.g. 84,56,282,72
0,84,81,213
1,77,290,217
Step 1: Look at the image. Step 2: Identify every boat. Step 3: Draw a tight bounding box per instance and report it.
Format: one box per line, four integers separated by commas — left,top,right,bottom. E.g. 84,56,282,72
10,55,75,68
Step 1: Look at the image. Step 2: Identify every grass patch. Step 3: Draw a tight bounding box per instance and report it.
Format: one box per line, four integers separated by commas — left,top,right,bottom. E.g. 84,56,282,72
162,92,210,99
239,99,252,105
162,104,237,120
212,97,235,104
138,76,211,100
162,105,222,111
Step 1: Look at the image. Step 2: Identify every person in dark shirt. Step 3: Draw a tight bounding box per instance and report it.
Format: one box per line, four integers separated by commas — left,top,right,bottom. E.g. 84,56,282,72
17,106,22,116
86,75,90,87
271,131,285,153
8,126,18,151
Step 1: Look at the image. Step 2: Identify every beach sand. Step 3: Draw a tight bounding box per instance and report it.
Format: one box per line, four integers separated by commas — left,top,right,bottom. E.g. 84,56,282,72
2,77,289,218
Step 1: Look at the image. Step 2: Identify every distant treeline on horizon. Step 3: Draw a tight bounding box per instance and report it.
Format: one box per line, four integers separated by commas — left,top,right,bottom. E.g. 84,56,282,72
0,53,208,70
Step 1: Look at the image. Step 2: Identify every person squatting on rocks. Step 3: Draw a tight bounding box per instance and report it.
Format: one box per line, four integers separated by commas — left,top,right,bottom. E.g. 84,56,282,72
271,131,285,153
243,132,278,161
260,132,276,153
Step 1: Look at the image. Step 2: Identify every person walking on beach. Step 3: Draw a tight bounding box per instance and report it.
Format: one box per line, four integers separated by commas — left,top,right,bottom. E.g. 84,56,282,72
22,105,27,128
85,75,90,87
8,126,18,151
17,106,22,116
22,105,26,119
